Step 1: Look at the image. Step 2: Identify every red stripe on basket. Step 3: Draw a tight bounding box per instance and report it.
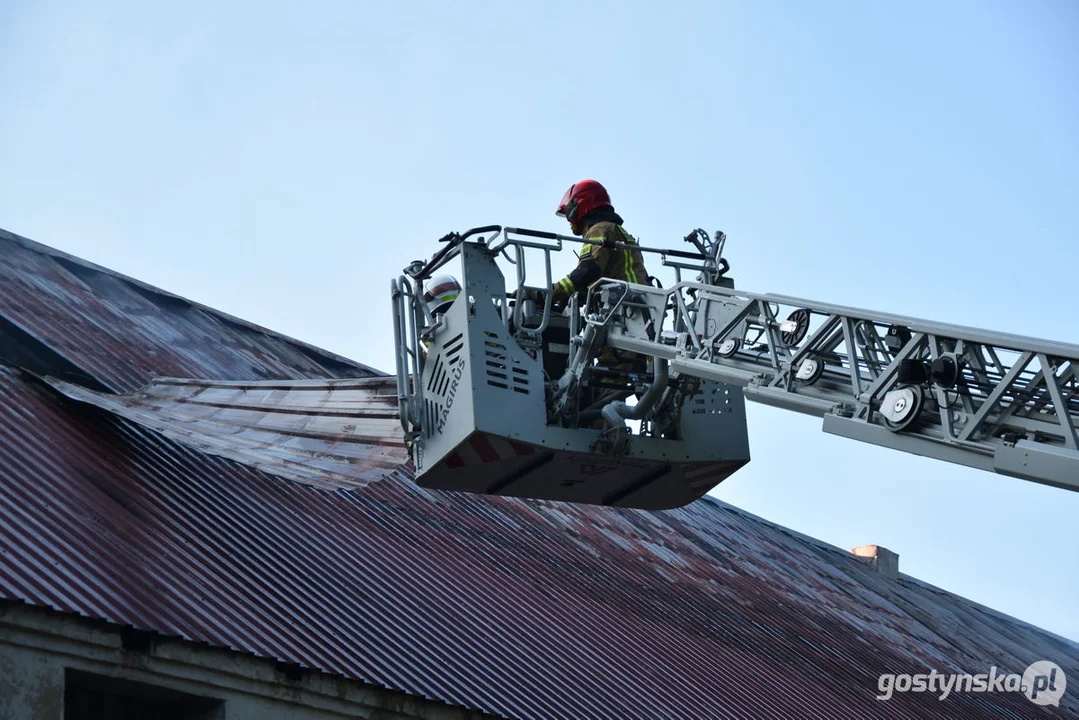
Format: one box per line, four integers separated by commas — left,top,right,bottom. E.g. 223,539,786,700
509,441,536,456
685,461,739,484
471,434,501,463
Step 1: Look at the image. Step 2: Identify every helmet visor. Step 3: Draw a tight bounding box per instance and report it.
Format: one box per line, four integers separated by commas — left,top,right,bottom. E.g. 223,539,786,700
555,185,575,217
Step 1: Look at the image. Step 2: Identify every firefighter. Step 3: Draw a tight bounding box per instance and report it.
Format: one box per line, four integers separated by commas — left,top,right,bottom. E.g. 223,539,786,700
419,274,462,360
423,274,461,320
550,180,651,411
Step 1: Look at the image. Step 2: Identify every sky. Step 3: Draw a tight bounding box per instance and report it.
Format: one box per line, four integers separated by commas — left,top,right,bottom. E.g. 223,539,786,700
2,1,1077,643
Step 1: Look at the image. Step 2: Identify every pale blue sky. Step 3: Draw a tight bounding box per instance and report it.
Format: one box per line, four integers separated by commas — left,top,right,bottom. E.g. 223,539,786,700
3,1,1077,643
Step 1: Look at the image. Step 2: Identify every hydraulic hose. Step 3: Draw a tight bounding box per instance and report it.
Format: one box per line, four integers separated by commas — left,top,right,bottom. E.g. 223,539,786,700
601,358,669,429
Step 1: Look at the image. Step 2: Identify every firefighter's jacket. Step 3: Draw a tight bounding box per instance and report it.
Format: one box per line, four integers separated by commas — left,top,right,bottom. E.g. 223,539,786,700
551,220,650,305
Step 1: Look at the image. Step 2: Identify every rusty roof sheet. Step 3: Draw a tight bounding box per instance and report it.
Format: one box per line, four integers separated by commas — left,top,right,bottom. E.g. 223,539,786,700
46,376,408,491
0,228,380,393
2,227,1077,719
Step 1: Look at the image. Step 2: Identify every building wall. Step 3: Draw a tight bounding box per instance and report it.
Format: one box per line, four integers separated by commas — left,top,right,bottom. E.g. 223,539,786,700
0,603,495,720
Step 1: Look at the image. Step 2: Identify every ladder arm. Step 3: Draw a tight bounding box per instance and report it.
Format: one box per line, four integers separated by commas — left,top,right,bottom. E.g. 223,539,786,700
582,280,1079,491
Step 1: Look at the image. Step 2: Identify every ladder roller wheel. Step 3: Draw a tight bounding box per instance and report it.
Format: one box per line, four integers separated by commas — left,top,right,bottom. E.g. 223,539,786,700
717,338,741,358
782,309,811,347
881,385,925,432
795,356,825,385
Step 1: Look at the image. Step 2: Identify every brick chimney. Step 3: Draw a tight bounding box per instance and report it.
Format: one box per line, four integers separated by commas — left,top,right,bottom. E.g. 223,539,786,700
851,544,899,580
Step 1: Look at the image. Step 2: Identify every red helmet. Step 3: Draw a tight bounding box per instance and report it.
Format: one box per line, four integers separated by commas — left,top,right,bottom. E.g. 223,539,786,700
555,179,612,224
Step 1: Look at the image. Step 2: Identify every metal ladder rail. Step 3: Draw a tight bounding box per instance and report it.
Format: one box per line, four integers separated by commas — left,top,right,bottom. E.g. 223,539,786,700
588,280,1079,490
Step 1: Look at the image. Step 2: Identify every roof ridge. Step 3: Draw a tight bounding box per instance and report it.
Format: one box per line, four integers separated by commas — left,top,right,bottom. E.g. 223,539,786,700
0,227,387,379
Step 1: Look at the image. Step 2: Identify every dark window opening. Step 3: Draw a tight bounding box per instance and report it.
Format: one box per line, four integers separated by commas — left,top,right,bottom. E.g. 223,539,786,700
65,669,225,720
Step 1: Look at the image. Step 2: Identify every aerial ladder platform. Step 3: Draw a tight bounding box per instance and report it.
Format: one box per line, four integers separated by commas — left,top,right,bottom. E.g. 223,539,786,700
391,225,1079,509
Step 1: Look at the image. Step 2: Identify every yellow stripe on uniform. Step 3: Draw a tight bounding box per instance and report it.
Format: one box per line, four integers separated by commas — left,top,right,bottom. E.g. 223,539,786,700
620,229,638,284
559,278,575,294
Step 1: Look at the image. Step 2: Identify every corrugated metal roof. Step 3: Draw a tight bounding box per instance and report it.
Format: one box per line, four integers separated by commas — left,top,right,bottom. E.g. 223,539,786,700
0,228,380,393
1,227,1077,719
45,376,408,491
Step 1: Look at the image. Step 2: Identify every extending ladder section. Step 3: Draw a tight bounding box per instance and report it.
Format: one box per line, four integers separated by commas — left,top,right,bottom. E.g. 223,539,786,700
580,279,1079,490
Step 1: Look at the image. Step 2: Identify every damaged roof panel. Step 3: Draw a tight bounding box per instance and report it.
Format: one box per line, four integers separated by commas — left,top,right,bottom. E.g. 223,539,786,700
45,376,408,491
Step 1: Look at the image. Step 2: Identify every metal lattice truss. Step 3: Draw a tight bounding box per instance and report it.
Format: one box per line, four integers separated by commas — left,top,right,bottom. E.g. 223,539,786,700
584,280,1079,490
